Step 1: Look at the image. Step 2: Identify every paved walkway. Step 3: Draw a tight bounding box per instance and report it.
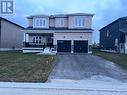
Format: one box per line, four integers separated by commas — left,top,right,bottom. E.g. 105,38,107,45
49,55,127,82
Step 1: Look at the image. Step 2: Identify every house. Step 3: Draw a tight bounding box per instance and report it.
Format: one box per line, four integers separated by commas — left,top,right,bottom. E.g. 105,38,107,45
0,17,24,51
23,13,94,53
99,16,127,54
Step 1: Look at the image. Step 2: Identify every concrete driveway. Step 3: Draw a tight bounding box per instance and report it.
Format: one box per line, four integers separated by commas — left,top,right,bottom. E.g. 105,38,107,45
49,54,127,82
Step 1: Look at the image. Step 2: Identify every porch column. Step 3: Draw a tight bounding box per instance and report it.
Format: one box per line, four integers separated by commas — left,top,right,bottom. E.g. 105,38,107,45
23,33,26,47
71,40,74,53
26,34,29,42
23,33,26,42
53,37,57,51
24,33,29,42
125,35,127,54
23,33,29,47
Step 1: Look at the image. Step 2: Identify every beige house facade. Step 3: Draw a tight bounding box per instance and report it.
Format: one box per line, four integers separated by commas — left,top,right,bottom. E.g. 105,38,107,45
23,13,94,53
0,17,24,51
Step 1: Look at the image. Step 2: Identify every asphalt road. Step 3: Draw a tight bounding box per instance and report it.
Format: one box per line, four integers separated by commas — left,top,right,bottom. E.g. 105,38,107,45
49,54,127,81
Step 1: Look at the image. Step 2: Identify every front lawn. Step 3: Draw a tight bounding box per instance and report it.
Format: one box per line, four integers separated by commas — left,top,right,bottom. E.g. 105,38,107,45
0,51,57,82
93,50,127,68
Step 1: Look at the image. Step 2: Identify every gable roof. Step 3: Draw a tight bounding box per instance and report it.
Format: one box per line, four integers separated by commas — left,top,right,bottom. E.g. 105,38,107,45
99,16,127,31
67,13,94,16
24,27,93,31
0,17,24,29
27,13,94,19
27,14,49,19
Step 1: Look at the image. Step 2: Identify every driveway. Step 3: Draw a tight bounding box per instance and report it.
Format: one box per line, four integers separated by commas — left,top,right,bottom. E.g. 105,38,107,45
49,54,127,82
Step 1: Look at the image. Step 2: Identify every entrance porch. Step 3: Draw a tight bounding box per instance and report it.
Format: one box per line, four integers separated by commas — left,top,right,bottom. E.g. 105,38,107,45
23,33,54,53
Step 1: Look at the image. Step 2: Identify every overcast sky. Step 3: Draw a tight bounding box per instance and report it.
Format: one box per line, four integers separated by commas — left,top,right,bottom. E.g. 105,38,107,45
2,0,127,43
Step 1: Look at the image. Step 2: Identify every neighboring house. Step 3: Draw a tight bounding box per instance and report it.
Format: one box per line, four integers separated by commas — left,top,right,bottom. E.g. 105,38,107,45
23,13,94,53
99,16,127,54
0,17,24,51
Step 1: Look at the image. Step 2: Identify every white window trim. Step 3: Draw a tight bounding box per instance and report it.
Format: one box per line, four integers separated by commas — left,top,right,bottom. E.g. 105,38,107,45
33,18,47,28
32,36,42,44
74,16,85,28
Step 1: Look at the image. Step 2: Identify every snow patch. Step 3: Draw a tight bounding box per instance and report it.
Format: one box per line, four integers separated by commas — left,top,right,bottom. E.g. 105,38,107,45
36,47,56,55
90,75,119,82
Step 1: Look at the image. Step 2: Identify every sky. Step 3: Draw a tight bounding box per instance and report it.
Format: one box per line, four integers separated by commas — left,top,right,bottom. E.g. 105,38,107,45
2,0,127,43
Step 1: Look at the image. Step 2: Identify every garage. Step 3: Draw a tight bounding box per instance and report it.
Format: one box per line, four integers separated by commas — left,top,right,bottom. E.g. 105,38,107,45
74,40,88,53
57,40,71,52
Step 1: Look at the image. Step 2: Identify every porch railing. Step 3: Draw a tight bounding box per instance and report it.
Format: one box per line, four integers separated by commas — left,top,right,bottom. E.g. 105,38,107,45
23,42,53,48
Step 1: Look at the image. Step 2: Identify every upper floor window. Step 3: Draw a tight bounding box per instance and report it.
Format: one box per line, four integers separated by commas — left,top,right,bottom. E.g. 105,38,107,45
75,17,85,27
106,30,110,37
34,18,46,28
60,18,64,27
115,38,118,46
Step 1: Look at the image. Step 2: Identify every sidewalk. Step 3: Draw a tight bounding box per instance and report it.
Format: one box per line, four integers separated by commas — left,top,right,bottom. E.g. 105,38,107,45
0,79,127,95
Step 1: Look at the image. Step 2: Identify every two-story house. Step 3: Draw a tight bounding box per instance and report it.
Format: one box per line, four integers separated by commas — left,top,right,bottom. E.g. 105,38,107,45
100,16,127,54
23,13,94,53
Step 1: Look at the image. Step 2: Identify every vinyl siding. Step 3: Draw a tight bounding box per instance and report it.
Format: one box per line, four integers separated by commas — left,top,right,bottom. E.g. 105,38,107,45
0,20,23,48
55,18,68,28
49,18,55,27
28,18,33,27
100,20,120,50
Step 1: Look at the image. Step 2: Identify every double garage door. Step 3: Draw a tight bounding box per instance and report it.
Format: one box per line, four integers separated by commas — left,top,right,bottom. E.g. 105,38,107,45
57,40,88,53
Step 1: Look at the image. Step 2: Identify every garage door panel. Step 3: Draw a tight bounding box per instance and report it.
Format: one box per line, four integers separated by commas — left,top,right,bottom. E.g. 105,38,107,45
74,40,88,53
57,40,71,52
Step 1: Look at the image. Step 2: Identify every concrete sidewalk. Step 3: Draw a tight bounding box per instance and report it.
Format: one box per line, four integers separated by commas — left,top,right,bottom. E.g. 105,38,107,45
0,80,127,95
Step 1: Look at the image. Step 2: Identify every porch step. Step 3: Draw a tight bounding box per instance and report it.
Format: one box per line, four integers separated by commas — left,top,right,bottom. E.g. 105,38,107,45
22,48,43,53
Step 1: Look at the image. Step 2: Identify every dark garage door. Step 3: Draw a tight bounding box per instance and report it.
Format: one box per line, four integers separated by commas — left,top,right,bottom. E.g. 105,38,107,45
74,40,88,53
57,40,71,52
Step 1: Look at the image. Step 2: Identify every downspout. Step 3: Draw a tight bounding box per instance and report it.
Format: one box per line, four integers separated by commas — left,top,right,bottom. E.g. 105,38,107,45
118,19,121,53
0,19,1,48
124,35,127,54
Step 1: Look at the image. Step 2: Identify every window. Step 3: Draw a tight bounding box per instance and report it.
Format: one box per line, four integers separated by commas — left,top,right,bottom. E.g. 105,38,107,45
34,18,47,28
40,19,43,26
75,17,85,27
32,37,35,43
32,36,42,44
115,38,118,46
39,36,42,43
60,18,64,27
36,36,38,43
121,44,123,49
36,19,40,26
106,30,110,37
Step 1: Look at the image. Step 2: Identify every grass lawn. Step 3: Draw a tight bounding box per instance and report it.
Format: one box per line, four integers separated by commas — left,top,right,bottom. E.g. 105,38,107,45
0,51,57,82
93,50,127,68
